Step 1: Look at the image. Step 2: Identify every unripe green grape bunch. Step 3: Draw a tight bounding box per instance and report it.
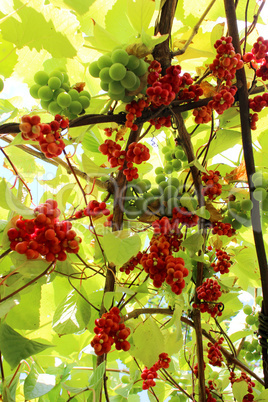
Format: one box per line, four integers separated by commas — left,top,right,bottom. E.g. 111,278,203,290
30,70,91,118
89,47,148,102
161,144,187,175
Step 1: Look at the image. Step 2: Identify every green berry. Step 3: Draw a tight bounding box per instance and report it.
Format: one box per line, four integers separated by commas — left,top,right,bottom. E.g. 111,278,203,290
162,146,170,154
48,101,62,115
49,70,64,82
164,152,174,161
48,76,61,90
89,61,101,77
38,86,53,101
126,55,140,71
34,71,49,86
155,174,166,184
163,185,178,201
97,55,113,69
175,149,184,159
132,59,148,76
69,101,83,115
241,199,253,211
111,49,129,66
29,84,41,99
172,159,182,171
79,96,90,109
164,163,173,175
253,187,267,201
57,92,72,108
109,81,125,94
79,90,91,100
121,71,137,89
68,89,80,101
99,67,113,83
155,167,164,175
243,305,252,315
256,296,263,306
109,63,127,81
246,315,255,325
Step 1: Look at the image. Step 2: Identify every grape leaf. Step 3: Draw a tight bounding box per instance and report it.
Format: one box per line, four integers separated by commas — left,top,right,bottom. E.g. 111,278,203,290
127,0,155,33
132,317,165,368
24,367,56,400
82,153,119,177
0,179,34,218
0,323,53,369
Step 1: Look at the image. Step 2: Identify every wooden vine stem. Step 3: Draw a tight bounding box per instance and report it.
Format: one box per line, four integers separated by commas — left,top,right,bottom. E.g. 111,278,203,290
224,0,268,387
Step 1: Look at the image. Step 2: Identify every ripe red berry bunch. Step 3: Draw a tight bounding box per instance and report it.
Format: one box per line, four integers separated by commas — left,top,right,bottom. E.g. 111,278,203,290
211,249,231,274
193,362,206,378
196,278,222,302
125,99,149,131
205,385,217,402
201,170,222,200
99,139,126,169
119,251,143,274
212,221,236,237
208,86,237,115
249,93,268,113
141,353,171,390
249,113,259,130
171,206,199,228
75,200,110,219
209,36,244,86
165,255,189,295
192,105,212,124
229,371,255,402
19,114,68,158
91,307,131,356
149,115,172,129
7,199,81,262
207,337,224,367
147,60,162,85
123,141,150,181
243,37,268,62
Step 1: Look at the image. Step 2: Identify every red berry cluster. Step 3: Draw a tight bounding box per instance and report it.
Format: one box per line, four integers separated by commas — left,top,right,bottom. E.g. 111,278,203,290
147,60,162,85
172,206,199,228
201,170,222,200
256,57,268,81
192,105,212,124
212,221,236,237
91,307,131,356
230,371,255,402
99,139,126,169
252,36,268,61
177,80,203,102
74,200,110,219
207,337,224,367
119,251,143,274
152,216,181,235
126,142,150,164
104,127,113,137
208,86,237,115
196,278,222,302
141,353,171,390
140,233,188,294
193,301,223,318
7,199,80,262
104,213,113,227
211,249,231,274
19,114,68,158
125,99,149,131
193,362,206,378
149,115,172,129
249,93,268,113
206,383,217,402
250,113,259,130
209,36,244,86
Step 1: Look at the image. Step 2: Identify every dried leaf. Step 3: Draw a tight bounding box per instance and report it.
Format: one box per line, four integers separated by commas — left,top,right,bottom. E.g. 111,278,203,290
209,234,223,250
225,161,248,183
73,82,86,92
126,43,151,58
199,81,217,97
205,202,222,222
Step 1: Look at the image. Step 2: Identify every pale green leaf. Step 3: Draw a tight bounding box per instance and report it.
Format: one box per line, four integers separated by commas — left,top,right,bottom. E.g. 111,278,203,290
0,34,18,77
88,361,106,388
105,0,136,43
256,389,268,401
195,206,210,220
0,179,34,218
100,230,141,267
0,297,19,318
207,130,242,160
52,289,91,335
85,21,122,52
132,317,165,368
24,367,56,400
232,381,249,402
0,323,53,369
127,0,155,33
82,153,119,177
141,29,169,49
181,232,204,256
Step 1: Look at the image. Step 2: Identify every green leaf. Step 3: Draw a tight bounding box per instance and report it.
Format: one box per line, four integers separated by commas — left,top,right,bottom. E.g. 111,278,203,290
141,29,169,49
0,34,18,78
127,0,155,33
49,0,96,15
55,183,76,212
85,21,122,52
105,0,136,43
100,230,141,267
256,389,268,401
207,129,242,160
0,323,53,369
132,317,165,368
181,232,204,256
195,206,210,220
0,3,77,58
187,158,208,173
88,361,106,388
0,297,19,318
52,289,91,335
82,153,119,177
6,284,41,330
82,131,102,153
24,367,56,399
180,193,196,212
0,179,34,218
232,381,249,402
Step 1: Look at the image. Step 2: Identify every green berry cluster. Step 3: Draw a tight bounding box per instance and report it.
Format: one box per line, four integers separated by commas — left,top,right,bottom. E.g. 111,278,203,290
252,171,268,210
30,70,91,118
89,48,148,102
223,199,253,230
161,145,187,175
